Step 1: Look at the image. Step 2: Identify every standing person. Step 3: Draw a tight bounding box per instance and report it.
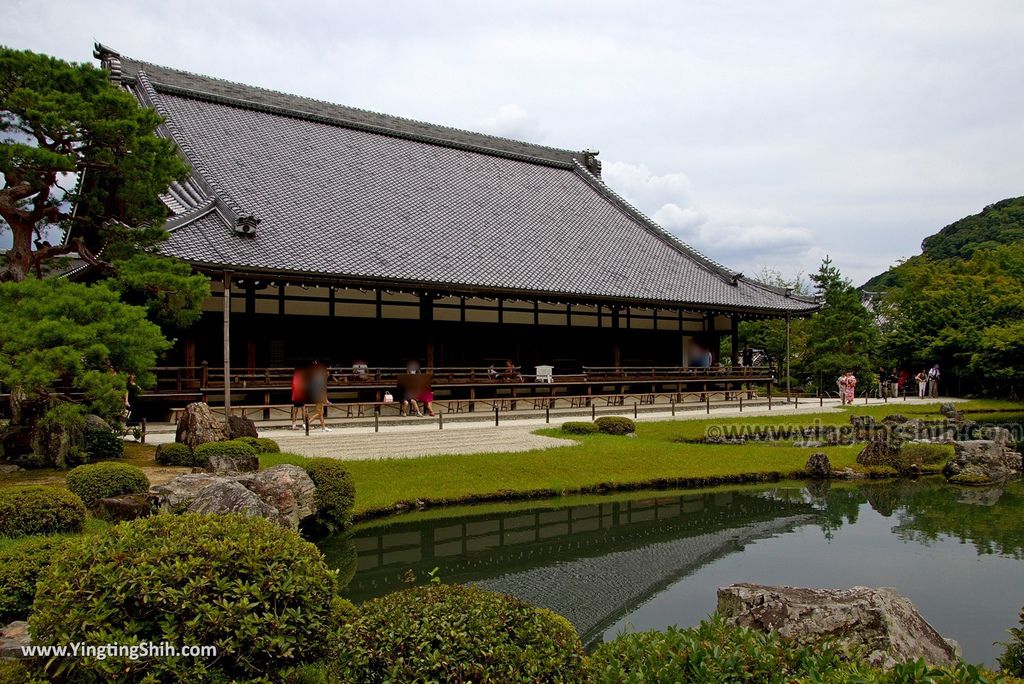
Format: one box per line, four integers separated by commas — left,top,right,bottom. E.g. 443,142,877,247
914,369,928,399
897,368,910,396
928,364,941,398
841,371,857,406
889,367,900,398
290,364,307,430
742,343,754,368
876,367,887,399
307,361,331,432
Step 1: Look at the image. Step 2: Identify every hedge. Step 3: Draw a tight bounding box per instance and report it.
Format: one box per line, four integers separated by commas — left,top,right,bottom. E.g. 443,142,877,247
83,426,124,461
29,513,351,682
237,436,281,453
192,439,258,468
595,416,636,435
334,583,586,682
302,457,355,532
155,441,196,467
561,421,599,435
65,462,150,509
0,486,86,538
0,536,67,623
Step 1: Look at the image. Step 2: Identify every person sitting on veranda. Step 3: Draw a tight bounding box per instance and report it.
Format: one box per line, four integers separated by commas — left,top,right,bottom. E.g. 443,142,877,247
502,360,523,382
351,358,369,381
400,360,423,417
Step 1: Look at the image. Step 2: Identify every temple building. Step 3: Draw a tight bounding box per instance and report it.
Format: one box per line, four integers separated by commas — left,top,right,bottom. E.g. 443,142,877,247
92,45,816,408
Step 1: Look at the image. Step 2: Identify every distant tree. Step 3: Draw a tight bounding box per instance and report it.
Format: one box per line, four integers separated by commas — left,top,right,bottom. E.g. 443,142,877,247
802,258,877,391
739,268,809,382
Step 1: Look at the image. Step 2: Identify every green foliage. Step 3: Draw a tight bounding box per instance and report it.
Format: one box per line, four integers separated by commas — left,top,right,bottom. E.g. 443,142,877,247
0,279,170,424
110,253,210,331
65,462,149,508
0,659,43,684
154,441,196,466
303,457,356,532
595,416,637,435
740,268,811,369
335,583,586,683
0,536,66,623
0,46,189,281
83,424,124,461
590,616,1010,683
0,486,86,538
562,421,599,435
1000,607,1024,677
898,443,953,467
192,438,258,467
31,400,88,467
237,436,281,453
803,258,877,391
29,513,346,682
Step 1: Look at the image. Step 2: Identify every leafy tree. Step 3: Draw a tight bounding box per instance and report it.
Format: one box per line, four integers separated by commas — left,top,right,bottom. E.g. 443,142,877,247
1,46,209,335
0,278,169,422
739,268,809,376
802,257,877,392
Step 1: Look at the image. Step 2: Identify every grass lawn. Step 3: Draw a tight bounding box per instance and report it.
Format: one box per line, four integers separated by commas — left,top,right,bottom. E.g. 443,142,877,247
264,399,1021,517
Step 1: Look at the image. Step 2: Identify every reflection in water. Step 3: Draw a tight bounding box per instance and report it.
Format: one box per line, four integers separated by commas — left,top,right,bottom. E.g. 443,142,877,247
320,478,1024,664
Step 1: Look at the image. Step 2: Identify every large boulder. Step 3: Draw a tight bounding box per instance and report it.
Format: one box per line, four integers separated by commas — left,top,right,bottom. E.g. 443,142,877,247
939,402,964,422
856,435,903,468
174,402,228,449
237,465,317,529
206,452,259,475
849,415,876,441
150,466,317,530
227,414,258,440
944,439,1023,485
94,493,155,522
186,480,282,523
717,584,959,669
0,621,31,659
804,452,832,478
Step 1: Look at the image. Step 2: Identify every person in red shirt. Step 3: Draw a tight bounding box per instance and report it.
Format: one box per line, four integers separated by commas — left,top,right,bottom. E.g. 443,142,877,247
290,365,306,430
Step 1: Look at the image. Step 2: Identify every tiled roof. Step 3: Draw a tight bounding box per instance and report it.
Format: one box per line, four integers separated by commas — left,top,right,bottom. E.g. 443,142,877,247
102,47,817,314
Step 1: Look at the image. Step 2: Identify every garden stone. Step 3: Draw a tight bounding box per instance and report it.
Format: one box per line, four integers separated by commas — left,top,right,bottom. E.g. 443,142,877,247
856,434,903,468
174,402,228,449
881,414,908,424
94,493,155,522
151,473,228,511
804,452,832,478
84,414,111,432
849,415,876,440
227,414,258,440
0,621,31,658
236,465,317,529
943,439,1022,484
206,452,259,475
717,583,959,669
186,480,282,525
977,426,1014,446
939,402,963,422
0,464,22,474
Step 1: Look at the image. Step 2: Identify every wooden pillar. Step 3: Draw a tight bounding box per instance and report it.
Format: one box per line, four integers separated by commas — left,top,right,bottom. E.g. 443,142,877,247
184,338,196,377
222,271,233,423
611,306,621,368
420,295,435,367
730,315,740,366
785,314,792,400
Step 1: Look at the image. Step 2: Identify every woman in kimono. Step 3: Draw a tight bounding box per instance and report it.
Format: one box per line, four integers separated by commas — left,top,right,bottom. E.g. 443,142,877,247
841,371,857,405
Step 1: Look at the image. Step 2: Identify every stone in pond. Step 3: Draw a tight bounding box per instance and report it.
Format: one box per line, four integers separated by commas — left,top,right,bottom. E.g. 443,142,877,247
804,452,832,478
717,583,959,669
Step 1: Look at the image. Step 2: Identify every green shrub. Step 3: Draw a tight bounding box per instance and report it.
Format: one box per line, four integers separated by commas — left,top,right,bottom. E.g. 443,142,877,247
304,457,356,532
29,513,349,682
1000,607,1024,677
192,439,258,467
155,441,196,466
898,442,953,467
0,486,86,538
0,536,67,623
0,659,42,684
561,421,599,435
83,426,124,461
66,462,149,509
595,415,636,435
237,436,281,453
335,583,585,683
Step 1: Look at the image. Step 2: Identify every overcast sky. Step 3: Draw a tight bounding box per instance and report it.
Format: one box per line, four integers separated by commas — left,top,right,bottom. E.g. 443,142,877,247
4,0,1023,284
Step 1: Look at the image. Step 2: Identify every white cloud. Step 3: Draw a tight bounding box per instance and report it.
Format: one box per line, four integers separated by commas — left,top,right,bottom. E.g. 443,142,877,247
477,104,548,143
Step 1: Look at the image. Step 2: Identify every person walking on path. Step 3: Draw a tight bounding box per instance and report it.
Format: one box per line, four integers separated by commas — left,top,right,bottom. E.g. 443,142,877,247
307,361,331,432
838,371,857,405
915,369,928,399
928,364,941,398
290,364,307,430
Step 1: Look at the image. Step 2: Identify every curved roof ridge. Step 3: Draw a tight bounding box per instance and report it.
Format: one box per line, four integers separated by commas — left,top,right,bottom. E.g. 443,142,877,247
115,52,583,167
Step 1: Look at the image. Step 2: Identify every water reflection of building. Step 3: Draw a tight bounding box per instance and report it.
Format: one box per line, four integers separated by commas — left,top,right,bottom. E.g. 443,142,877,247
339,490,816,645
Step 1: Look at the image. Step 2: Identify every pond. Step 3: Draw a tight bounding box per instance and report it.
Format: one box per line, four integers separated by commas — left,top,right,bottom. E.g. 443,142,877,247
319,476,1024,666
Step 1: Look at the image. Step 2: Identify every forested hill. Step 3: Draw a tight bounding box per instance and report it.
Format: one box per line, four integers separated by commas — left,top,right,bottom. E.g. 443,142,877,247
861,195,1024,290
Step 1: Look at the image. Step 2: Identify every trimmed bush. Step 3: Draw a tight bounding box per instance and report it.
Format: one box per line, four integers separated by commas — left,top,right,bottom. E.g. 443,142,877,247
0,536,67,623
304,457,356,532
237,436,281,453
595,415,636,435
83,426,124,461
192,439,258,467
66,462,149,509
29,513,349,682
0,486,86,538
561,421,599,435
335,583,586,683
155,441,196,466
